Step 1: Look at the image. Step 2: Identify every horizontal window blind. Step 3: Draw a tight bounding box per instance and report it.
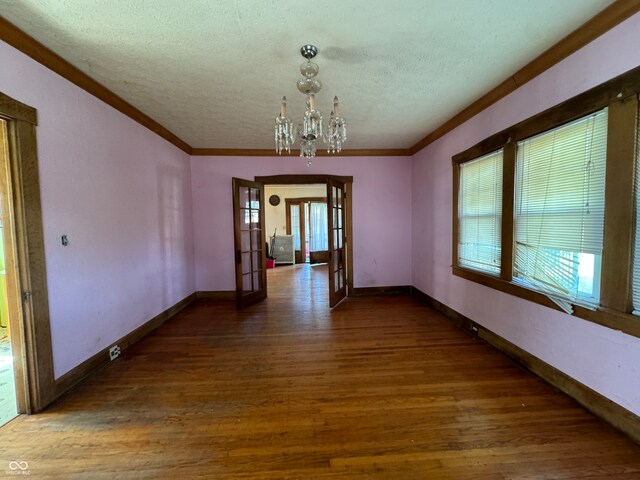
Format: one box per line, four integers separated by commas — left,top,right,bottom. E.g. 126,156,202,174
458,150,503,275
514,109,608,310
632,104,640,315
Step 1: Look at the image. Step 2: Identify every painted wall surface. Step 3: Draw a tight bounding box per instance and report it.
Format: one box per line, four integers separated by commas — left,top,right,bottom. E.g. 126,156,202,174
264,184,327,238
0,41,196,378
411,13,640,415
191,156,412,291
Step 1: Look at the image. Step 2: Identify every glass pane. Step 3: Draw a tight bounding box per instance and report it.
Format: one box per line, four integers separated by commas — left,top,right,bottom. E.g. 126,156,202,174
633,107,640,314
458,149,503,276
514,109,607,305
290,204,301,250
336,189,343,208
338,270,344,289
333,229,338,248
242,273,252,293
333,208,338,229
309,202,328,252
240,208,251,229
333,251,340,271
337,209,343,228
250,209,260,229
250,188,259,205
251,229,260,250
333,186,338,207
334,271,340,292
240,187,250,208
337,228,343,248
241,231,250,252
242,253,251,274
252,251,260,272
304,203,310,262
253,271,261,291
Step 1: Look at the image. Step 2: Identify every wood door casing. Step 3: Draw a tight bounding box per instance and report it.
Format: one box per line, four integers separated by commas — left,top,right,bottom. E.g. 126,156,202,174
256,175,353,300
233,178,267,309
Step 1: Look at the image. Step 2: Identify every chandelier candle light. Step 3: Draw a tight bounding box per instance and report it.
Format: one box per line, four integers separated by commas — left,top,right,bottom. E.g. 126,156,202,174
275,45,347,166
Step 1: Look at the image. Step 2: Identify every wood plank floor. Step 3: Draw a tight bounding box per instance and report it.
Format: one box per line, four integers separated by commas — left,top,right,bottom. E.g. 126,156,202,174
1,264,639,479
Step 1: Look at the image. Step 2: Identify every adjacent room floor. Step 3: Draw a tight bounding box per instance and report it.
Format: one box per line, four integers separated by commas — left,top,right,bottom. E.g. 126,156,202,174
0,264,638,479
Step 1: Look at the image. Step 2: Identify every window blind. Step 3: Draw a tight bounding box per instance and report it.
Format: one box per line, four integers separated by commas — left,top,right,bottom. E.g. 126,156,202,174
514,109,608,311
632,105,640,315
458,150,503,275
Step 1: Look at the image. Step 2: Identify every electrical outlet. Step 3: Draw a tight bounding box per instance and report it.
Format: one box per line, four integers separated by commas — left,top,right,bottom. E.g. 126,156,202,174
109,345,121,361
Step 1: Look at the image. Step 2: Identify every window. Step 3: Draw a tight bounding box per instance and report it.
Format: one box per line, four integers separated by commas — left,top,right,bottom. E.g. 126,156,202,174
458,150,503,275
451,65,640,339
309,202,328,252
514,110,607,311
632,106,640,316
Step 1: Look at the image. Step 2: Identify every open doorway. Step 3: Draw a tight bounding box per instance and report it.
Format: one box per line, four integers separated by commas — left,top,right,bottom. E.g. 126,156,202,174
232,174,352,308
264,184,330,302
265,184,328,265
0,91,55,416
0,118,18,425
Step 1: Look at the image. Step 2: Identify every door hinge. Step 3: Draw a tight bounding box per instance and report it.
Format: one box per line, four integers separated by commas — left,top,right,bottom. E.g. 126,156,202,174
22,291,31,302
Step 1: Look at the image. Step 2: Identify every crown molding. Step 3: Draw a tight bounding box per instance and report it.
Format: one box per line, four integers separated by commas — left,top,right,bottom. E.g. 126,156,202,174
0,16,192,154
2,2,638,159
190,148,411,157
409,0,640,155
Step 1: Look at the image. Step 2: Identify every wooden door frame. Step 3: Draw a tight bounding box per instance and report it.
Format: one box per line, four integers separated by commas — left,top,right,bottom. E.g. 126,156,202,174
256,175,354,296
1,91,55,413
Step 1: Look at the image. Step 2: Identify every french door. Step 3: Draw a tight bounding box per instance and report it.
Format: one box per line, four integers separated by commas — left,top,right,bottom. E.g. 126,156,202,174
232,178,267,309
327,178,347,307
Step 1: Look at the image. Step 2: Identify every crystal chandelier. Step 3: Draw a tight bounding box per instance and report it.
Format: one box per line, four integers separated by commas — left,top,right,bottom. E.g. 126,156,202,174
275,45,347,166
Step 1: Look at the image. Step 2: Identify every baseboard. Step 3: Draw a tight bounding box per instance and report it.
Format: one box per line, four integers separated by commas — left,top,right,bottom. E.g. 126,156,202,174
52,292,197,407
351,285,412,297
411,286,640,444
196,291,235,301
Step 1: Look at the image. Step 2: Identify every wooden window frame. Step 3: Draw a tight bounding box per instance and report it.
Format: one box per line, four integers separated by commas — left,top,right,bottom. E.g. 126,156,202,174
452,65,640,339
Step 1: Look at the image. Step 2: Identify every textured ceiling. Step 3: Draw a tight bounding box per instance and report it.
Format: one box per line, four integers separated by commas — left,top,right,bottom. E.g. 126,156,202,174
0,0,616,150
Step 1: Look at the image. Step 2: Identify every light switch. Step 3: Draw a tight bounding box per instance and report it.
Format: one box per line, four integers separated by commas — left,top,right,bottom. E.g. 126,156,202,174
61,235,69,246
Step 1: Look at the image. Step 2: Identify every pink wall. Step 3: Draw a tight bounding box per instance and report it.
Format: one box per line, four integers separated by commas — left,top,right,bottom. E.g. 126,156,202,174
0,41,196,378
190,155,412,291
4,8,637,418
412,13,640,415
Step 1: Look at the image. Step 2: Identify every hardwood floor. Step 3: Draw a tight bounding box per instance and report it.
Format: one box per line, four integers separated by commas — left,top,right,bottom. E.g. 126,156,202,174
0,264,638,479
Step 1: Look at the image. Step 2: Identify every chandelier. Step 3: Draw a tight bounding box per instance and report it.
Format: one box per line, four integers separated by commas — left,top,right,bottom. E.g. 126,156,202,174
275,45,347,166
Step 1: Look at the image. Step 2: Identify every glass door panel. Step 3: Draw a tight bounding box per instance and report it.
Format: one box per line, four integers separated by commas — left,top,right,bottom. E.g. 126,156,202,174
327,179,347,307
233,179,266,308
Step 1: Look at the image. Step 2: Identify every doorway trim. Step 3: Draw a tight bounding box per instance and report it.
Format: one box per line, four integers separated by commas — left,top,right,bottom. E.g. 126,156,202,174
255,174,354,296
1,91,55,413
